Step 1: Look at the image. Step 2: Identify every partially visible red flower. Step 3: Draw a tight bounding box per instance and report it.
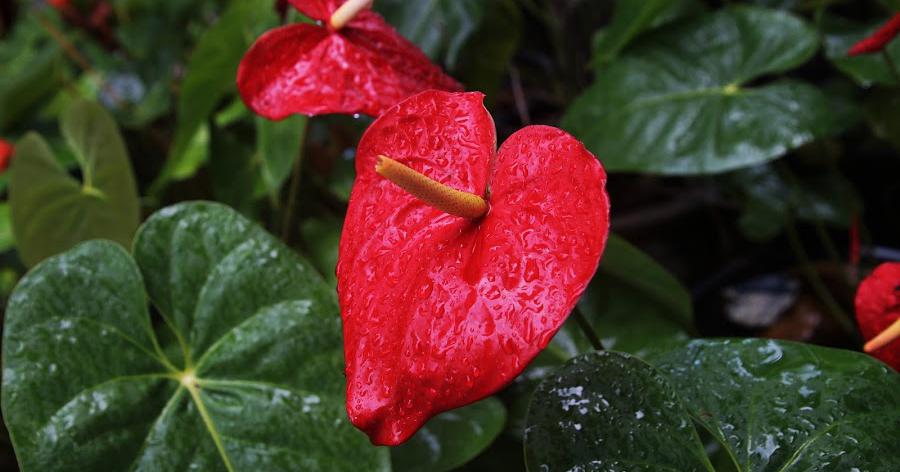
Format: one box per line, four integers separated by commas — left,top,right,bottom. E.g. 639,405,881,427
848,13,900,56
0,139,14,173
855,262,900,370
238,0,462,120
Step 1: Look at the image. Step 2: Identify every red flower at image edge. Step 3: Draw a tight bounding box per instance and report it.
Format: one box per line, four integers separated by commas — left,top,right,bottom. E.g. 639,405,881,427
238,0,462,119
848,13,900,56
337,90,610,445
855,262,900,370
0,139,13,173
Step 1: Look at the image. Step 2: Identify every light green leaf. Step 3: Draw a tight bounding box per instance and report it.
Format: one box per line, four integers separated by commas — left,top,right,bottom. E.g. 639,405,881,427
2,202,389,471
154,0,278,191
549,234,691,360
648,339,900,471
9,101,140,267
392,397,506,472
525,351,714,472
565,7,830,175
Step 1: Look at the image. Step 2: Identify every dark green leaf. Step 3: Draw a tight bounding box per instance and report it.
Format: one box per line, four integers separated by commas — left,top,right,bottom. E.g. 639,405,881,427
392,397,506,472
865,88,900,151
300,215,343,287
452,0,522,98
2,202,389,471
524,351,714,472
593,0,702,67
648,339,900,471
255,115,307,201
9,101,140,267
549,234,691,359
565,7,829,175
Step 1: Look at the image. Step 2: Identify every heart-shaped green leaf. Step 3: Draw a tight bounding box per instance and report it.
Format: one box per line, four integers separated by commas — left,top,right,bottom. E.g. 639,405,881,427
2,202,388,471
9,100,140,267
525,351,715,471
391,397,506,472
549,234,691,360
525,339,900,471
565,6,831,175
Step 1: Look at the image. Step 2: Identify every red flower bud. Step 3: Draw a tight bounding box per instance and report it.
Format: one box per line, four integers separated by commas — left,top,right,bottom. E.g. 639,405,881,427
238,0,462,120
0,139,13,173
337,90,610,445
848,13,900,56
855,262,900,370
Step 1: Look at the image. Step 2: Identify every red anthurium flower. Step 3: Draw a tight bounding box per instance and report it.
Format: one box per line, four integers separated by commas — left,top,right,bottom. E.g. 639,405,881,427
855,262,900,370
337,90,610,445
848,13,900,56
0,139,13,173
238,0,462,120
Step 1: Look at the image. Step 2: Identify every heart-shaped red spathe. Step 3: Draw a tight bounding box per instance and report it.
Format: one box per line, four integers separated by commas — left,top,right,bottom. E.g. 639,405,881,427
237,0,462,119
855,262,900,370
337,90,610,445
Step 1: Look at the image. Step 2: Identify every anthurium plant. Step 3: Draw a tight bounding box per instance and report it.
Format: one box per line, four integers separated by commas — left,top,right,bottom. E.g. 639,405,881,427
1,0,900,471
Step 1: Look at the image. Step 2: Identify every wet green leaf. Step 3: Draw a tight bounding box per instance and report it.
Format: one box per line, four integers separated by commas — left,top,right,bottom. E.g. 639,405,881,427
2,202,389,471
9,101,140,267
565,7,830,175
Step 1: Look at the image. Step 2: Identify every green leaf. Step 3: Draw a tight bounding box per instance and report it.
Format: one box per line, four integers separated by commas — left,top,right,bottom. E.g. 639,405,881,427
391,397,506,472
2,202,389,471
452,0,522,98
0,204,14,253
254,115,307,201
155,0,277,191
526,340,900,472
377,0,488,69
593,0,702,66
823,14,900,87
524,351,715,472
300,215,343,287
647,339,900,471
9,101,140,267
565,7,830,175
549,234,691,360
0,16,66,131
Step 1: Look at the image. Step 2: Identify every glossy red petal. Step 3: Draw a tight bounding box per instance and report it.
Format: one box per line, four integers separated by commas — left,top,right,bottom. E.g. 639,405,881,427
287,0,337,21
848,13,900,56
237,14,461,119
337,91,609,445
855,262,900,370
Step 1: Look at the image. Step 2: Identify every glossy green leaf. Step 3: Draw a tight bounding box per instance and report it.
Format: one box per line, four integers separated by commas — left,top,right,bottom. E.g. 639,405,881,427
526,340,900,471
648,339,900,471
593,0,702,66
9,101,140,267
565,7,830,175
525,351,715,472
823,15,900,87
2,202,388,471
392,397,506,472
549,234,691,360
155,0,277,191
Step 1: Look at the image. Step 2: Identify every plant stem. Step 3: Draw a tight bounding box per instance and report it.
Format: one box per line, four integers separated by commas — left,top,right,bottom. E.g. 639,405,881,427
573,305,605,351
784,216,857,337
883,50,900,86
280,122,309,243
